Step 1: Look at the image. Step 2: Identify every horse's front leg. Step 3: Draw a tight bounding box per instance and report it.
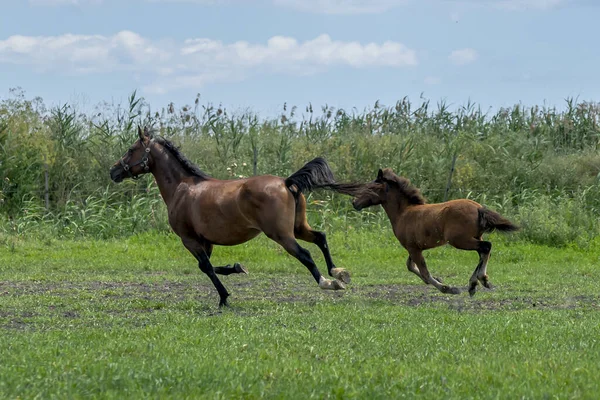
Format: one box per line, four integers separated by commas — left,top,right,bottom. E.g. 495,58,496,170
182,238,231,307
203,244,248,276
409,250,460,295
214,263,248,275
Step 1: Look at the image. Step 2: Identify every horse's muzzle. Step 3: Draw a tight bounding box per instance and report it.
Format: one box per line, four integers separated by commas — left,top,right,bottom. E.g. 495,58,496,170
109,166,124,183
352,201,364,211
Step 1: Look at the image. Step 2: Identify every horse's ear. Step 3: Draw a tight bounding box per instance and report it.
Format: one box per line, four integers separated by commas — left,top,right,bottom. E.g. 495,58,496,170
137,126,144,140
143,126,150,137
377,169,384,180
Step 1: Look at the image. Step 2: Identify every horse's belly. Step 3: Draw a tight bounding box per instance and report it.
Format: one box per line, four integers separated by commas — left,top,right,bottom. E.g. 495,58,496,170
207,228,262,246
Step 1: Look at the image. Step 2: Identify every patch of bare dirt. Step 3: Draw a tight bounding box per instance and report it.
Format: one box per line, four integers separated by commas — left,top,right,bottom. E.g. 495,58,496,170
1,278,598,330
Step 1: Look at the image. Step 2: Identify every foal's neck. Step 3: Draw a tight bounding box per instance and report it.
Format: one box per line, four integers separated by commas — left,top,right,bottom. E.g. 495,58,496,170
381,194,411,220
149,144,198,206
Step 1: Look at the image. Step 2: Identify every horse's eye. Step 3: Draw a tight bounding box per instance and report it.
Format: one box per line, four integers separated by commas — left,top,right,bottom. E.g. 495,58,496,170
127,149,133,155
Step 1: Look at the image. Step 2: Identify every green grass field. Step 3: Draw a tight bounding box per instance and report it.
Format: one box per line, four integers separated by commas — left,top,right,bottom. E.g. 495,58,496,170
1,230,599,399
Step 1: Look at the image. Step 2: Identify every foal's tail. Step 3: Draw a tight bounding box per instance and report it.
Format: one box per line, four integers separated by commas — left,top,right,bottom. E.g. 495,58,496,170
285,157,365,197
478,208,520,234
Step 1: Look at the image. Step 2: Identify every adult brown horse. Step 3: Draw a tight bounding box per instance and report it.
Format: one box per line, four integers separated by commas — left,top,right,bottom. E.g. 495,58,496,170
351,168,519,296
110,127,360,306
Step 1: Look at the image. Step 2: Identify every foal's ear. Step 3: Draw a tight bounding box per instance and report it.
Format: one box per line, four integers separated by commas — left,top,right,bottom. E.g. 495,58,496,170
377,169,384,181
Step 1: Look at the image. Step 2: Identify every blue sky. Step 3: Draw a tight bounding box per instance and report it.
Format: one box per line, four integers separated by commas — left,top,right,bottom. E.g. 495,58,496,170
1,0,598,116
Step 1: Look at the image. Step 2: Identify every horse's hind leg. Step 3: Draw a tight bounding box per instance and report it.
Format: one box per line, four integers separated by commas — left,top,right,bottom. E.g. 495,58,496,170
293,196,350,284
271,234,345,290
409,250,461,295
294,225,350,284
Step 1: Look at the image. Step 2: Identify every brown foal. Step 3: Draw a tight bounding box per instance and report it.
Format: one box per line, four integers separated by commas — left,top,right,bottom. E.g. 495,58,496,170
110,127,359,306
352,168,519,296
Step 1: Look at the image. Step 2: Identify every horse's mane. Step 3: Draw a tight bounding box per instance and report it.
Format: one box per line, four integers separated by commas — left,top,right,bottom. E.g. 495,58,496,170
385,172,427,205
151,132,211,180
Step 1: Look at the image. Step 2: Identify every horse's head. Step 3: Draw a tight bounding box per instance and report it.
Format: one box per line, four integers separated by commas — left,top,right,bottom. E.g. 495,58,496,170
351,169,389,211
110,126,154,183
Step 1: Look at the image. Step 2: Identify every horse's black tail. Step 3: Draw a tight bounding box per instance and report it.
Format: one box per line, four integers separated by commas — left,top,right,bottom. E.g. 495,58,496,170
478,208,520,234
285,157,366,198
285,157,335,195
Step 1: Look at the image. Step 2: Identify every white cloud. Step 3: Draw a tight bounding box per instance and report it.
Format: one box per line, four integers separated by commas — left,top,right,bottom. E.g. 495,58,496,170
28,0,571,11
0,31,417,93
272,0,408,14
145,0,231,3
29,0,102,5
0,31,170,74
180,34,417,68
448,48,478,66
493,0,563,9
451,0,567,10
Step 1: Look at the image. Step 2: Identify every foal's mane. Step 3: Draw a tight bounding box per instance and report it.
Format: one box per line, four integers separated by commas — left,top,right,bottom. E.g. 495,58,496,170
150,132,211,180
385,173,427,205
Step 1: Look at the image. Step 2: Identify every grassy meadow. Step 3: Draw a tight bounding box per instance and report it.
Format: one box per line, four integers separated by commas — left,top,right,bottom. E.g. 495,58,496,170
1,91,600,398
1,229,599,399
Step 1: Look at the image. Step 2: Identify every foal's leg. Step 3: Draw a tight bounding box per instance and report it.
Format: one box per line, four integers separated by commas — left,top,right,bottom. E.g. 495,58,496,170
406,256,443,284
183,239,231,307
270,234,345,290
409,250,461,295
474,241,493,293
205,244,248,276
293,196,350,284
449,237,492,297
406,256,428,283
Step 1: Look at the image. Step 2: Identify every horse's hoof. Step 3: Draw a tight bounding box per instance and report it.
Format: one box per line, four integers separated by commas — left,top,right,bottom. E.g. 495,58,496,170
234,263,248,274
319,278,346,290
331,268,351,284
331,280,346,290
441,285,461,295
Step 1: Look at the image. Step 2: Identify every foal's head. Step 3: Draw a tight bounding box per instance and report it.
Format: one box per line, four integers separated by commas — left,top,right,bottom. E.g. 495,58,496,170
110,126,154,183
352,168,426,210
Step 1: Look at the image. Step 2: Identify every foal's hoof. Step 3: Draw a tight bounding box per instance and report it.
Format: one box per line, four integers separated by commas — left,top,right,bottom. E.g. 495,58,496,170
481,281,494,290
468,280,479,297
441,285,461,295
319,278,346,290
468,285,478,297
331,268,351,284
234,263,248,274
479,275,493,289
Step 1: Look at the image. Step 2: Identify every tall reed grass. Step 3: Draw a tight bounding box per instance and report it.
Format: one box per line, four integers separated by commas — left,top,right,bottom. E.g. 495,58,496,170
1,89,599,246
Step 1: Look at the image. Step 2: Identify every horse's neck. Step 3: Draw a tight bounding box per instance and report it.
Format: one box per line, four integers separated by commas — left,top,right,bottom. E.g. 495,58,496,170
382,194,410,221
150,146,195,206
